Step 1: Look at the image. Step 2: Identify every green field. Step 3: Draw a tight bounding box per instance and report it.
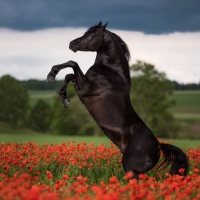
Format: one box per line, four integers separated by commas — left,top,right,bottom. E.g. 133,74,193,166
29,90,56,106
169,90,200,119
0,133,199,149
29,89,200,119
28,89,200,139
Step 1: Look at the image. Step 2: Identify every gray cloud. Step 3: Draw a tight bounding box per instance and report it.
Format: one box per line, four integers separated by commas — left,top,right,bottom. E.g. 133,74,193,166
0,28,199,83
0,0,200,34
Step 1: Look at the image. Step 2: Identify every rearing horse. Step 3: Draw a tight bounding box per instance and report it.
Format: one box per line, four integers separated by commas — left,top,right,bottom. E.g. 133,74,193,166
47,22,188,179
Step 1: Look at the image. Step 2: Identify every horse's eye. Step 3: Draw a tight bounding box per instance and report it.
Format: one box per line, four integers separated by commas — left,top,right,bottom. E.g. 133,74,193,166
89,34,95,38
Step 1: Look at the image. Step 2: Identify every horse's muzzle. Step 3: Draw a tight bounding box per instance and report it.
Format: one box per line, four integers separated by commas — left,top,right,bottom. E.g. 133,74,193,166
69,40,78,52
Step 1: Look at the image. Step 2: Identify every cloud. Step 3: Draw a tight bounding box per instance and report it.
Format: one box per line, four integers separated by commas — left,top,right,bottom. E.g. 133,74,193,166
0,28,96,80
0,0,200,34
0,28,199,83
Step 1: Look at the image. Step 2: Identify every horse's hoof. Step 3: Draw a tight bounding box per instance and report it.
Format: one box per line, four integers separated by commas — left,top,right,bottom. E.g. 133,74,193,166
46,75,55,82
63,97,70,108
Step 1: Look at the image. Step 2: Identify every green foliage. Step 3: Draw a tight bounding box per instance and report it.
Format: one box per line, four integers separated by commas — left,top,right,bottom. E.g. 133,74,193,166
28,99,52,132
130,61,179,138
0,75,29,127
50,83,102,135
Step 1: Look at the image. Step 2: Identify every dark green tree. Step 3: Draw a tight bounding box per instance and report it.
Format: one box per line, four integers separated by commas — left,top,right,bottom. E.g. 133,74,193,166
29,99,52,132
0,75,29,127
130,61,179,138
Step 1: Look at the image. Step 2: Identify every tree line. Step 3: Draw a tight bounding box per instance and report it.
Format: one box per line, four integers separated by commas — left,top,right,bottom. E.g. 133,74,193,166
21,77,200,91
0,61,188,138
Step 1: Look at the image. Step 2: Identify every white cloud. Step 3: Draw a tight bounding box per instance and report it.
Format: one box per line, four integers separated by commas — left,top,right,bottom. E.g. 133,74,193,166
0,28,199,83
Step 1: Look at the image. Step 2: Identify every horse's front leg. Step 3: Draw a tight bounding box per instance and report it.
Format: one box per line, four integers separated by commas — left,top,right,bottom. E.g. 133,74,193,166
47,61,89,90
59,74,75,107
47,61,90,106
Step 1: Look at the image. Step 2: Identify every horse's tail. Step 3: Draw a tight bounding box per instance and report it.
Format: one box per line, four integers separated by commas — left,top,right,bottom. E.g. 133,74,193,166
158,143,189,176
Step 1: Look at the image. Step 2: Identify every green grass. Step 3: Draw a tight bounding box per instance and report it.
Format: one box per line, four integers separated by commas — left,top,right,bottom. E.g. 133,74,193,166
0,134,111,146
0,133,199,148
172,90,200,107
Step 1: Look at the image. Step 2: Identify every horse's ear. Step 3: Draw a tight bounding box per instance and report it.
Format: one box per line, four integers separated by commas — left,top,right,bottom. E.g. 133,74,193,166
101,22,108,31
98,21,102,27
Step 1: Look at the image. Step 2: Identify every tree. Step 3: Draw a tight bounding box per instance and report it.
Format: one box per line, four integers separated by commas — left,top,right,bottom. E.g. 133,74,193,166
130,61,179,138
29,99,52,132
0,75,29,127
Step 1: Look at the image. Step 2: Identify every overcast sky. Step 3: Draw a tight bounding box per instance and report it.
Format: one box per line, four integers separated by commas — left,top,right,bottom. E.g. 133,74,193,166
0,0,200,83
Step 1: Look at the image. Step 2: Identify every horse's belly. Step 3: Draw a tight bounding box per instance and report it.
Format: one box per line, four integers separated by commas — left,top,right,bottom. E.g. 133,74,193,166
82,96,125,127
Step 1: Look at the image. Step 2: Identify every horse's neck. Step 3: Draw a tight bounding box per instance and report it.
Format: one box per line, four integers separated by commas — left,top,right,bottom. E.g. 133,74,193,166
96,34,121,65
95,33,130,83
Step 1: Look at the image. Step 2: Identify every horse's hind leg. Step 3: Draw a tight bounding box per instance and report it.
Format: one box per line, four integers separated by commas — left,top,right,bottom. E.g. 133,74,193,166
122,128,160,179
122,151,156,179
59,74,75,107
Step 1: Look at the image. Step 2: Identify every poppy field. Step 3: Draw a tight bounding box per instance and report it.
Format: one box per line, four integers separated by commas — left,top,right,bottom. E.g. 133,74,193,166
0,140,200,200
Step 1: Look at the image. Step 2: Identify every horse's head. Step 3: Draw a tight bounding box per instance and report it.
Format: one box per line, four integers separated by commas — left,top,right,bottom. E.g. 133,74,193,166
69,21,108,52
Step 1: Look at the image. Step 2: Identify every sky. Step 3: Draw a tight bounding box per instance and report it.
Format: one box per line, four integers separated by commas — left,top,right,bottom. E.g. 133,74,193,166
0,0,200,83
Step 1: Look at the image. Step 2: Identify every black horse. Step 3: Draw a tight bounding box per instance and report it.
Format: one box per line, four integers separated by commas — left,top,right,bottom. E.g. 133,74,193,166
47,22,188,179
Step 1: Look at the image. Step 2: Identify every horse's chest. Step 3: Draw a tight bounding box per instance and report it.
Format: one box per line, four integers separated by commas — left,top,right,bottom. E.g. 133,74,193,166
81,96,99,111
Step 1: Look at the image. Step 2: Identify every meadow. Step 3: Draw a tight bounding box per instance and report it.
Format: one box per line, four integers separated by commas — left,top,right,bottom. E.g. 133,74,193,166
0,140,199,199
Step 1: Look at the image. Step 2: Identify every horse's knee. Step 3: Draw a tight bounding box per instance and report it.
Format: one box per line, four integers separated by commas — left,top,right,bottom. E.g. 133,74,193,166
65,73,75,81
52,65,59,75
66,60,79,68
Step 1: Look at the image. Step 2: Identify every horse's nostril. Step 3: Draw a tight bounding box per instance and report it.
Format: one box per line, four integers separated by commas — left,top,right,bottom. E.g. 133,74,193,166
70,41,75,47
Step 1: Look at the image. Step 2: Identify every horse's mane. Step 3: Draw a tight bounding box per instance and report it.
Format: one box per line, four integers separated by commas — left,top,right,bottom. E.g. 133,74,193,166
110,32,130,63
110,32,131,85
